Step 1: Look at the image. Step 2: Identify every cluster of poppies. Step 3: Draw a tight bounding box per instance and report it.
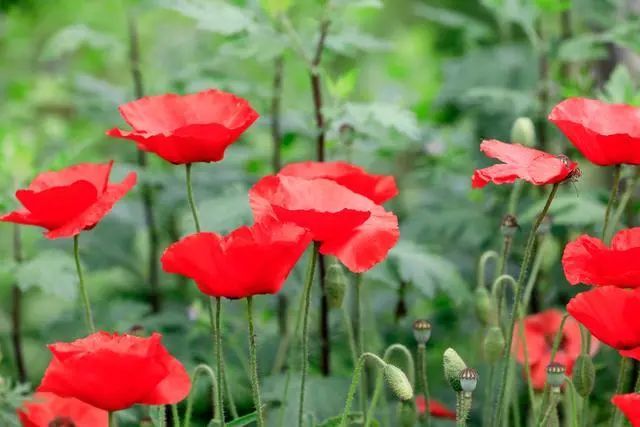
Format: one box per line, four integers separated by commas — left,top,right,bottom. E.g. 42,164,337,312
474,97,640,426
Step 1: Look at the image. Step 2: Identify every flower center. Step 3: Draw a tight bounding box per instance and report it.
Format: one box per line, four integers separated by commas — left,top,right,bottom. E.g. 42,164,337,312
48,416,76,427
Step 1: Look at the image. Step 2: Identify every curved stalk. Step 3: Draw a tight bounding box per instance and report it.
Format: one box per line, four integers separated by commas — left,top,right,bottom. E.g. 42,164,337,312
73,235,95,333
339,353,387,427
537,392,560,427
184,364,219,427
171,405,181,427
477,250,500,289
246,297,265,427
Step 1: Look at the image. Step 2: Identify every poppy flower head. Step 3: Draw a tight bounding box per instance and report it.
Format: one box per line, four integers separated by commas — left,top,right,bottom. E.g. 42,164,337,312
567,287,640,358
512,309,597,390
562,228,640,288
279,161,399,204
37,332,190,411
471,139,578,188
106,89,259,164
249,174,399,272
1,161,136,239
161,219,312,299
549,97,640,166
612,393,640,427
18,392,108,427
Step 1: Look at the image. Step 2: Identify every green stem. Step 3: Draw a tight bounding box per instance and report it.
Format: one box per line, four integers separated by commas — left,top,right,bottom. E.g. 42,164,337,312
492,183,560,427
456,392,466,427
246,297,265,427
477,250,500,289
608,167,640,242
171,405,180,427
610,357,631,427
109,412,117,427
549,313,570,364
184,364,219,427
507,180,524,215
222,357,238,419
522,235,546,311
581,395,590,427
517,315,536,416
565,379,579,427
215,298,226,424
355,273,367,419
339,353,386,427
417,344,431,427
73,235,95,333
298,246,319,427
185,163,201,232
602,164,622,242
635,369,640,392
342,306,359,369
538,392,560,427
495,236,513,323
207,298,226,425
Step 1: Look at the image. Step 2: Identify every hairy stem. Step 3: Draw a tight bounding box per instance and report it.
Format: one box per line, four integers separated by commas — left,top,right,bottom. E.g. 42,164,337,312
185,164,201,232
610,357,631,427
602,165,622,242
184,364,219,427
73,235,95,333
339,353,386,427
246,297,265,427
417,344,431,427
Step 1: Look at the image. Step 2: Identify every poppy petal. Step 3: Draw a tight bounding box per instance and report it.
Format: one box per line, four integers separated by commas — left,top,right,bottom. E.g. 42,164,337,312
611,393,640,427
18,392,108,427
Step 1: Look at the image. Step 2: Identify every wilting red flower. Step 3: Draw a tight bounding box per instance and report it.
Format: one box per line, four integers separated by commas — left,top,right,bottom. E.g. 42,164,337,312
415,396,456,420
249,174,399,272
567,287,640,360
279,161,398,204
471,139,578,188
512,309,598,390
549,97,640,166
1,162,136,239
161,220,311,299
37,332,190,411
612,393,640,427
107,89,259,164
563,228,640,288
18,392,108,427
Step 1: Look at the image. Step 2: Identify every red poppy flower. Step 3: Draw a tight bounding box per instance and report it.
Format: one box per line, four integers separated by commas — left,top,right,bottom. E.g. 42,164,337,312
549,97,640,166
415,396,456,420
562,228,640,288
249,175,399,272
161,220,311,299
471,139,578,188
37,332,190,411
567,287,640,359
106,89,259,164
18,392,108,427
279,161,398,204
512,309,598,390
1,162,136,239
612,393,640,427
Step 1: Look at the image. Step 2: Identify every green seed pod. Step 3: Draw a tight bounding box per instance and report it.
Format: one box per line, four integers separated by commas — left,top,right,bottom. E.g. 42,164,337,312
572,353,595,398
483,326,505,362
511,117,536,147
412,319,432,344
325,263,347,309
397,400,418,427
443,348,467,392
383,364,414,401
546,362,566,392
474,287,492,325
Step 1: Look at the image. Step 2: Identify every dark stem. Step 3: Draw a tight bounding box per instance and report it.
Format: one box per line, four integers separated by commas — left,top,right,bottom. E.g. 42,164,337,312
394,280,408,323
214,297,226,426
246,297,265,427
318,253,330,375
127,14,161,313
11,224,27,382
271,55,284,172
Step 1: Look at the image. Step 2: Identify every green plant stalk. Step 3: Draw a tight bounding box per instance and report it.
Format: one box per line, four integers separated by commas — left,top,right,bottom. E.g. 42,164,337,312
507,180,524,215
492,183,560,427
342,306,359,369
522,235,546,311
222,356,238,419
184,364,219,427
297,246,319,427
339,353,386,427
215,298,226,423
536,313,570,423
109,412,117,427
246,297,265,427
73,235,96,333
565,379,579,427
355,273,368,419
511,392,522,427
171,405,181,427
602,164,622,242
538,392,560,427
607,168,640,242
517,315,536,416
417,344,431,427
456,392,466,427
477,250,500,289
610,357,631,427
185,164,201,232
495,235,513,323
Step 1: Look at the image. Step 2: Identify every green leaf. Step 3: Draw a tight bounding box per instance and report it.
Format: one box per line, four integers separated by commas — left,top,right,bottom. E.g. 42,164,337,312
326,69,359,100
317,412,365,427
160,0,255,35
40,24,121,60
259,0,292,17
340,102,421,141
226,410,260,426
535,0,570,13
600,64,640,106
16,250,78,300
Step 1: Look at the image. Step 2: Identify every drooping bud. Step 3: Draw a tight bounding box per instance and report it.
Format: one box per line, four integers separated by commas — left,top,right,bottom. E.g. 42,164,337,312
443,348,467,392
397,399,418,427
459,368,479,397
339,123,356,147
383,364,414,401
325,262,348,309
546,362,566,392
483,326,505,362
500,214,519,237
412,319,432,345
474,286,492,325
572,353,595,397
511,117,536,147
537,215,552,235
49,417,76,427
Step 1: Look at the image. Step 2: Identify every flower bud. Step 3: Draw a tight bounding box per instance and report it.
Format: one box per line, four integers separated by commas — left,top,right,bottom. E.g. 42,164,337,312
546,362,566,392
500,214,519,237
459,368,479,396
483,326,505,362
474,286,492,325
412,319,432,345
443,348,467,392
397,400,418,427
511,117,536,147
383,364,414,401
572,353,595,398
49,417,76,427
325,263,347,309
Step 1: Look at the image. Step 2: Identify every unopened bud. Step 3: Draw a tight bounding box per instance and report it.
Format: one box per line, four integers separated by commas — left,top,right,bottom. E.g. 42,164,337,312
459,368,479,397
572,354,595,397
339,123,355,147
397,400,418,427
474,287,492,325
49,417,76,427
443,348,467,392
412,319,432,345
501,214,519,237
483,326,505,362
325,263,347,309
383,364,414,401
546,362,566,392
511,117,536,147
